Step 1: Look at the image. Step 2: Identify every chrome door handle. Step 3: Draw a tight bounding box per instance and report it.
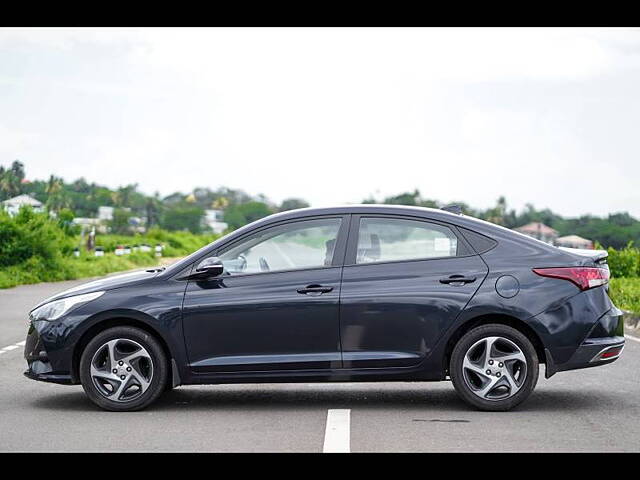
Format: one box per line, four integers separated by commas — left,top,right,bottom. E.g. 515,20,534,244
297,284,334,295
439,275,476,285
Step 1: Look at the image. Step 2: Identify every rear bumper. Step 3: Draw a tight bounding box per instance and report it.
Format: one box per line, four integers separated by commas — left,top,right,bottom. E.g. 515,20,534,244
545,336,625,378
544,304,625,378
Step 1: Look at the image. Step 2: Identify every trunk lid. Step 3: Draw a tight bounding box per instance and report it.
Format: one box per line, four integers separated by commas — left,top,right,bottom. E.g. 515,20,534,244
558,247,608,266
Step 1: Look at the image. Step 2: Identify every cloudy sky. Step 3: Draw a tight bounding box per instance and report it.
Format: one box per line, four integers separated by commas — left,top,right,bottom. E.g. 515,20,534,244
1,27,639,217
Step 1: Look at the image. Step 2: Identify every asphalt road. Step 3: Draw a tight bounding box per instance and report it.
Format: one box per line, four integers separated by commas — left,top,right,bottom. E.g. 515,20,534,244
1,278,639,452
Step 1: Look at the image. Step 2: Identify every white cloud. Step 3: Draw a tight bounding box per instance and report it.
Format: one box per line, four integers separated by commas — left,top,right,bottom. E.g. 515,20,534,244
1,27,640,217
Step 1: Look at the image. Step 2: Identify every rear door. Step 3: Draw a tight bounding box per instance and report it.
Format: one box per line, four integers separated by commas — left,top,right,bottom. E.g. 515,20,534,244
339,215,488,369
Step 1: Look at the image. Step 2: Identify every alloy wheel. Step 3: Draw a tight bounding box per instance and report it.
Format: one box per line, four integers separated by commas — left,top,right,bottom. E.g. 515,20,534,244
90,338,154,403
462,336,527,401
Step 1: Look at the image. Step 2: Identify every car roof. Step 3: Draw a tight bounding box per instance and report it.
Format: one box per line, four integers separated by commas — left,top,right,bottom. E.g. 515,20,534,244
247,204,564,253
257,204,463,223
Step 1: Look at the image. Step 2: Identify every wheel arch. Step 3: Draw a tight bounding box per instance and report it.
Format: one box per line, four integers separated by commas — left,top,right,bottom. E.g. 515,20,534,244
443,314,546,375
72,316,174,384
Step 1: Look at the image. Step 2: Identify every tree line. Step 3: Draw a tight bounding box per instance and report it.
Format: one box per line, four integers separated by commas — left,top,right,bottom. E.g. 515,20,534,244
363,190,640,249
2,161,640,248
0,161,309,235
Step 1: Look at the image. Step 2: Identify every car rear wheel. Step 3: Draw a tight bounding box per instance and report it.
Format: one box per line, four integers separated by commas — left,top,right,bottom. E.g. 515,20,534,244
79,326,168,411
450,324,539,411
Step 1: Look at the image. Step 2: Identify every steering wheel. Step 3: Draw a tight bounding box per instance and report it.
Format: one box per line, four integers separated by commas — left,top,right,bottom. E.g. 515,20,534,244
259,257,270,272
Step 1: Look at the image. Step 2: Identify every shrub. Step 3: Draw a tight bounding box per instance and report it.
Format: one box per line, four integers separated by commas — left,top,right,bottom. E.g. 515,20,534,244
0,207,72,268
609,278,640,315
0,207,220,289
606,243,640,278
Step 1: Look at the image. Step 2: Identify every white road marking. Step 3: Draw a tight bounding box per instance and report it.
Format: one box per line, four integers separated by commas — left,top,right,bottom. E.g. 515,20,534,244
0,341,26,354
323,409,351,453
625,334,640,343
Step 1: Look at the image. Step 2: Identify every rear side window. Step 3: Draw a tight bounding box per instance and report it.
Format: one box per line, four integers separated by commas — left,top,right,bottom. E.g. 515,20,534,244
356,217,458,264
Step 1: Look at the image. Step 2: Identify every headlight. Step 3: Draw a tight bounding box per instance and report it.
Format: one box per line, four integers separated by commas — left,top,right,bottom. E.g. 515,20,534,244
30,291,105,321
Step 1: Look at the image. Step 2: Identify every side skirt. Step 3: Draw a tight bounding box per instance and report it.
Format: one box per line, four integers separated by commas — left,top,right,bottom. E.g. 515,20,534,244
182,365,442,385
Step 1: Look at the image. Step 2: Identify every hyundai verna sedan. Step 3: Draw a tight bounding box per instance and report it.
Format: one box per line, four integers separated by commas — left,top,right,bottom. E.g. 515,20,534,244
24,205,625,411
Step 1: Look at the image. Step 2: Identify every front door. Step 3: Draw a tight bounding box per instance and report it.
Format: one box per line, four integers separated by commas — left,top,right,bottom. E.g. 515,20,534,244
182,216,348,373
339,215,488,369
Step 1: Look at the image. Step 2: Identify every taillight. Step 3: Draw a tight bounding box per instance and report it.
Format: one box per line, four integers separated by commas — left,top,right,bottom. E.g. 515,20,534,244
532,266,610,291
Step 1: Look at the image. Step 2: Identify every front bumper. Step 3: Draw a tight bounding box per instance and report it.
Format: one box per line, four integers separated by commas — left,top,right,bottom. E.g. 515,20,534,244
23,369,74,384
23,322,74,385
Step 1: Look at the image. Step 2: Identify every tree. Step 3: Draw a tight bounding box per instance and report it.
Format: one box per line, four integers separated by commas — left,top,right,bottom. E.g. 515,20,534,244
145,193,162,229
384,189,422,206
45,175,69,213
57,208,79,236
111,184,138,208
482,196,508,226
279,198,310,212
212,196,230,210
0,160,25,199
109,208,134,234
224,202,274,230
366,189,439,209
160,204,205,233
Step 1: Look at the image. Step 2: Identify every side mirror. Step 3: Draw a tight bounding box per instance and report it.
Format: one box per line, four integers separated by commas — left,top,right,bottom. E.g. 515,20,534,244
194,256,225,278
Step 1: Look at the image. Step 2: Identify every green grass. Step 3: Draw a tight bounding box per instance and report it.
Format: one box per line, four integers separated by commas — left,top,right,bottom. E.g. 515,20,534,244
92,228,219,258
609,277,640,316
0,229,220,289
0,252,168,289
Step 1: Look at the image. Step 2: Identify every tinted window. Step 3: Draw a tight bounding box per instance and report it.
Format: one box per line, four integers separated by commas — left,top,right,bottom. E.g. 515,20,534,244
356,217,458,264
219,218,342,274
458,227,498,254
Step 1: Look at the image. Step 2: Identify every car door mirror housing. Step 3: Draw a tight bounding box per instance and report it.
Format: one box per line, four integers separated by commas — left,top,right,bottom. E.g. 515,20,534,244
194,256,225,278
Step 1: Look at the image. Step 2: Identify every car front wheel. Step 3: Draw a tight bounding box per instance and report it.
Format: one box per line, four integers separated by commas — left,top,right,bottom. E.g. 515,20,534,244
79,326,168,411
450,324,539,411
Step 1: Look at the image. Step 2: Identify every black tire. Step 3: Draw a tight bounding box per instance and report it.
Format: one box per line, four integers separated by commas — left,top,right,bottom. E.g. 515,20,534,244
450,324,539,411
79,326,168,411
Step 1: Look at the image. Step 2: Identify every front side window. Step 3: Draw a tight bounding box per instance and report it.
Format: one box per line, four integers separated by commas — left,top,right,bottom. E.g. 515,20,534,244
219,218,342,274
356,217,458,264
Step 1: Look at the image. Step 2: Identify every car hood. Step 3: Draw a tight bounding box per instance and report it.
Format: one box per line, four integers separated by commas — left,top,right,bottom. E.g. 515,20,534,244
31,269,162,311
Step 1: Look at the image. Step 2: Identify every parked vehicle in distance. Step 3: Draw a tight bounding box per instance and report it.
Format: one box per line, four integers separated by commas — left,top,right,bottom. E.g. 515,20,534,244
24,205,625,411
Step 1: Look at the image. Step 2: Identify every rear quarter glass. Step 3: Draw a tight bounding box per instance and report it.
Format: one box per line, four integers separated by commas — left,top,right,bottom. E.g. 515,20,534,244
458,227,498,254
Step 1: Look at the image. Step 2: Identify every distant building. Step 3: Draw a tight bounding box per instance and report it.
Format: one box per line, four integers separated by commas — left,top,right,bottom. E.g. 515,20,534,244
72,217,101,226
204,209,228,234
74,206,147,234
555,234,594,250
98,206,114,221
72,216,109,233
129,216,146,233
514,222,559,245
2,194,44,216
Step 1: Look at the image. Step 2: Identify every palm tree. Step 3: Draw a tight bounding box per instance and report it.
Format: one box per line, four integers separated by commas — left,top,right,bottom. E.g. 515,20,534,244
45,175,69,213
111,184,137,208
0,160,25,199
